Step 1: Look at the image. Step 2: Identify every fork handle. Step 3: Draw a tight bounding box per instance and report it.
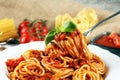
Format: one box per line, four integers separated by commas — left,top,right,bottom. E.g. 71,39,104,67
84,10,120,36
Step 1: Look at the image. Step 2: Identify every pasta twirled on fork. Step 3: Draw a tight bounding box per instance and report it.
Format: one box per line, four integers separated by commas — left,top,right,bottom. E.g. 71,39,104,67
6,29,106,80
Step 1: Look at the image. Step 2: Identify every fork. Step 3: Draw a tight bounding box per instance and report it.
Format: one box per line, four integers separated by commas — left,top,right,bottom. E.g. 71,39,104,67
83,10,120,37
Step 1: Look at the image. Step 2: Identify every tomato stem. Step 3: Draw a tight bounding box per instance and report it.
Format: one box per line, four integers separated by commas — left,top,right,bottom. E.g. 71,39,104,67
40,19,47,26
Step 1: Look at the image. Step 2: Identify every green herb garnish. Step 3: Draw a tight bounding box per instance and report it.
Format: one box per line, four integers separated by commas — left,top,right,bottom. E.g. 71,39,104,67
60,20,76,32
45,30,58,45
45,20,77,45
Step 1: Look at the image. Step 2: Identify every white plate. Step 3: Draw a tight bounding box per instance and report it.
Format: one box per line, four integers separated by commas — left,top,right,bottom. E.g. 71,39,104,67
0,41,120,80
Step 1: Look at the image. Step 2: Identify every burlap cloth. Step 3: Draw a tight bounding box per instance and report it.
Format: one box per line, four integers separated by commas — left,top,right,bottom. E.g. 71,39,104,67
0,0,120,40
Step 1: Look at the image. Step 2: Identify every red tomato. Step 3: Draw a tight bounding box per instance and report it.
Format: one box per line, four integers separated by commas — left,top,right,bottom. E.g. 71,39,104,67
18,19,49,44
32,21,41,31
30,27,36,33
30,37,40,42
20,26,29,35
41,27,48,36
37,21,42,30
21,32,31,37
18,21,30,31
20,36,30,44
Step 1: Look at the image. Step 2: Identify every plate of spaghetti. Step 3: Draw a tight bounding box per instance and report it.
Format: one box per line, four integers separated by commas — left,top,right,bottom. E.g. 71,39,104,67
0,29,120,80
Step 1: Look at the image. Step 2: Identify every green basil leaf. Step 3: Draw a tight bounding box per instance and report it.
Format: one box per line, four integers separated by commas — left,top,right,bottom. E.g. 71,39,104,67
45,30,58,45
60,20,77,32
45,20,76,46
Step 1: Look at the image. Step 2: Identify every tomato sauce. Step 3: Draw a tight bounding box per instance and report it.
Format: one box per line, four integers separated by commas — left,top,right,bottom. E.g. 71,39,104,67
6,56,25,72
95,32,120,48
95,35,114,47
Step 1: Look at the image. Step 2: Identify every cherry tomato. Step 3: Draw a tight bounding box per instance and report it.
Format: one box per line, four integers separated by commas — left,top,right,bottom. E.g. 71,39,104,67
30,37,40,42
18,21,30,31
18,19,49,44
21,32,31,37
30,27,36,33
20,36,30,44
20,26,29,35
41,27,48,36
37,21,42,30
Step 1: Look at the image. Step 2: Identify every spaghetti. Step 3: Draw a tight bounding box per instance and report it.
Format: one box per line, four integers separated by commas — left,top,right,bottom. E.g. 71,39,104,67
6,30,106,80
9,57,45,80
